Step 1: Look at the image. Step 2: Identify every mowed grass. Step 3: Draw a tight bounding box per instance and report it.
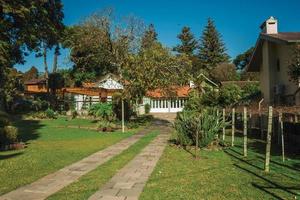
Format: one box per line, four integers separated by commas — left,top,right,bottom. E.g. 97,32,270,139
0,117,138,195
140,131,300,200
48,131,159,200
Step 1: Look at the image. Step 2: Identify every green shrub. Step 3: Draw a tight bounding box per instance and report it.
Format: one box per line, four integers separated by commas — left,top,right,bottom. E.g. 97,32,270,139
3,126,18,143
0,126,18,146
45,108,57,119
97,120,117,132
89,103,114,121
144,103,150,114
200,90,220,107
184,90,203,112
242,83,260,98
174,108,225,148
219,84,242,106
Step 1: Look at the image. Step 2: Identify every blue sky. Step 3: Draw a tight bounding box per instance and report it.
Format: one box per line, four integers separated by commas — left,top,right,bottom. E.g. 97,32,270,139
15,0,300,72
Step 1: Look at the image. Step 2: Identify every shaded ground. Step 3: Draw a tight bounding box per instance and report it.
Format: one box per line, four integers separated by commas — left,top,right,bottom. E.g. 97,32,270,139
140,131,300,200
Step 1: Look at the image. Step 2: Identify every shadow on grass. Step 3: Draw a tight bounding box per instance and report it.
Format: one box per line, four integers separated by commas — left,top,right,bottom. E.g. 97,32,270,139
0,152,24,160
234,164,300,199
224,149,263,170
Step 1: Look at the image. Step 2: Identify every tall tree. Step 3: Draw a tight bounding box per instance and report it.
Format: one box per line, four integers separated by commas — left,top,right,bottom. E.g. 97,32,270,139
198,18,230,71
174,26,198,56
233,47,254,70
0,0,64,110
64,9,144,85
124,42,192,100
141,24,158,49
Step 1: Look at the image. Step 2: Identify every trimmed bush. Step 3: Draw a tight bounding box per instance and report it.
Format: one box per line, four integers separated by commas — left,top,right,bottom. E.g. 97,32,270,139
3,126,18,143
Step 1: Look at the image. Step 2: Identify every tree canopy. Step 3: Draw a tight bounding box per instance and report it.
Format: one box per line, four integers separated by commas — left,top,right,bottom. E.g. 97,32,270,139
233,47,254,71
0,0,64,110
198,18,230,71
174,26,198,56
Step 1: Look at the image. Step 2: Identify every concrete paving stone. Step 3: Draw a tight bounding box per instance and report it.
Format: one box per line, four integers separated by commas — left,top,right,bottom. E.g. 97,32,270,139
88,122,171,200
0,127,153,200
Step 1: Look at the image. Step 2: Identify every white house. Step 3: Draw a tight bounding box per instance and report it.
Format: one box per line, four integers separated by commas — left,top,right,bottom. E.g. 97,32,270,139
247,17,300,105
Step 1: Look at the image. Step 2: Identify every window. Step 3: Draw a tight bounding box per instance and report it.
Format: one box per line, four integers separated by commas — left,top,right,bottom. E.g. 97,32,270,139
277,59,280,72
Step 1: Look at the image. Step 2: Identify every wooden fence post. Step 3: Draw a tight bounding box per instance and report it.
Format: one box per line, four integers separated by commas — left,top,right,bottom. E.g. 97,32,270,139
217,109,220,138
260,112,264,139
195,114,201,159
279,112,285,162
243,107,248,157
222,108,226,141
122,99,125,133
265,106,273,172
231,108,235,147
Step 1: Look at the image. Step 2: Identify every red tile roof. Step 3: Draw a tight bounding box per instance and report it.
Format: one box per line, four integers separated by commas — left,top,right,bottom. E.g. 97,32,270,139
146,86,191,98
24,78,46,85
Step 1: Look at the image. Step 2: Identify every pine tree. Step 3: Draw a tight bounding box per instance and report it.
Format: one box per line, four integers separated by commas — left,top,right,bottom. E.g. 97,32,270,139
141,24,158,49
198,18,230,71
174,26,198,56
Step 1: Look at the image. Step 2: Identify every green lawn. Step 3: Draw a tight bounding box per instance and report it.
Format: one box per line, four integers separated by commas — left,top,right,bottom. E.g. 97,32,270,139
0,117,138,195
48,131,159,200
140,132,300,200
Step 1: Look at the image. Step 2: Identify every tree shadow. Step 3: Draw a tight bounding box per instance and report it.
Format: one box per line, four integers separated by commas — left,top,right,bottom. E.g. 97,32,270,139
234,164,300,198
11,115,45,144
224,149,263,170
0,152,24,160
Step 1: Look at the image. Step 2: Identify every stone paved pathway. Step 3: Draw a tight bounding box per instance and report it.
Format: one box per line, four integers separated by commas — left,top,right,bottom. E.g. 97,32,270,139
0,127,155,200
88,123,171,200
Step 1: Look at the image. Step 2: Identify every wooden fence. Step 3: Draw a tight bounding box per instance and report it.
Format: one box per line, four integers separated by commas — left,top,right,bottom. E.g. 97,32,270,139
222,106,300,172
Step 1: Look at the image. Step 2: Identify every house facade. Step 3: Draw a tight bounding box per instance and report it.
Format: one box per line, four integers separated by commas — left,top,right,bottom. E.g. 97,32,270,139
247,17,300,105
71,75,190,113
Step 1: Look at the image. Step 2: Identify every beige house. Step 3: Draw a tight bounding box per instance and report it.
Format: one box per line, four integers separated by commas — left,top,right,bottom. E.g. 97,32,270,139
247,17,300,105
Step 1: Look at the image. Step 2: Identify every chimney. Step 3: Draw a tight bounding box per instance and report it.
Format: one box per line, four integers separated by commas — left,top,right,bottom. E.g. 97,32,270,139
260,16,278,34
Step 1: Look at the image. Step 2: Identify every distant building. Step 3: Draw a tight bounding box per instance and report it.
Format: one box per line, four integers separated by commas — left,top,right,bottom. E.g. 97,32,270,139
24,78,47,94
247,17,300,105
24,73,218,113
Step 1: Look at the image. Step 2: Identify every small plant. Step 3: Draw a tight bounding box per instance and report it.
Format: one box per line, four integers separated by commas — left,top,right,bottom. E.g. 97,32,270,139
3,126,18,143
144,103,150,114
97,120,117,132
45,108,57,119
0,126,19,147
89,103,114,121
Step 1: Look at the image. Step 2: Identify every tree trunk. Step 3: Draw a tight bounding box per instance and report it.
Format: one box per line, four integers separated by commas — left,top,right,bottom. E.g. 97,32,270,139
43,46,50,95
243,107,247,157
265,106,273,172
53,45,60,73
